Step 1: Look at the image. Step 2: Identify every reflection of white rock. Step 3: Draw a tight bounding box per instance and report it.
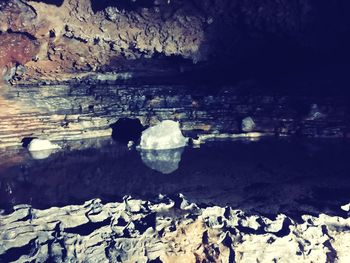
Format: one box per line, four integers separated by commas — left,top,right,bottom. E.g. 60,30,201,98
242,117,255,132
27,139,61,159
29,149,55,160
140,147,184,174
28,139,61,152
307,104,326,120
139,120,188,150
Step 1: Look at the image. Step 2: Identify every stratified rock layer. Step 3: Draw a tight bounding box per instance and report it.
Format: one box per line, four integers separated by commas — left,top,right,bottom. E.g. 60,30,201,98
0,84,349,148
0,195,349,262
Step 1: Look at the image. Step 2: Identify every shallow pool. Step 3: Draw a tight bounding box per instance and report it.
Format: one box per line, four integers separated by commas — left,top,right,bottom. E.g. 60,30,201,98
1,138,350,217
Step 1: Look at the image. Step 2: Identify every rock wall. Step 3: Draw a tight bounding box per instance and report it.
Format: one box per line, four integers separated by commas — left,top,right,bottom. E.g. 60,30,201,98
1,0,350,83
0,84,349,147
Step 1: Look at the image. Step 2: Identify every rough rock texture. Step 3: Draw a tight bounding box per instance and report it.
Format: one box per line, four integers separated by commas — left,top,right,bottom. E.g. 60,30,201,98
1,0,350,83
140,120,188,150
0,84,349,148
0,195,350,262
0,33,39,81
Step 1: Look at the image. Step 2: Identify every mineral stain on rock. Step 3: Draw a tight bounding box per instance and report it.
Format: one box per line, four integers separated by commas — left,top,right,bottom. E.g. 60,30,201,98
0,33,38,81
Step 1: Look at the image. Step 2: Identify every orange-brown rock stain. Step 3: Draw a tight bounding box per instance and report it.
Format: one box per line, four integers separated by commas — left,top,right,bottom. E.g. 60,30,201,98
0,33,38,73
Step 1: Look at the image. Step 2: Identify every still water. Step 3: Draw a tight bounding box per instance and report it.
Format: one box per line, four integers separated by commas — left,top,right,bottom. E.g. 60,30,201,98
1,138,350,217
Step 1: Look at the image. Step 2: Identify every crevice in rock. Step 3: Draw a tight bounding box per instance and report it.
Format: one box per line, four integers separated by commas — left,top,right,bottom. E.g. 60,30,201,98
269,218,293,238
0,238,38,263
91,0,155,13
3,29,37,41
64,217,111,236
28,0,64,7
133,212,157,233
149,257,163,263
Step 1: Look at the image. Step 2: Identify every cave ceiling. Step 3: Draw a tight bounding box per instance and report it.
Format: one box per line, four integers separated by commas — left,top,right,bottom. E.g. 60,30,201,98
0,0,350,83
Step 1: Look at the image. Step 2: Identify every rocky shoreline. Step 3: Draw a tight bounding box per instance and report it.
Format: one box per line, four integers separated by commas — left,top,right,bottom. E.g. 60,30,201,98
0,194,349,262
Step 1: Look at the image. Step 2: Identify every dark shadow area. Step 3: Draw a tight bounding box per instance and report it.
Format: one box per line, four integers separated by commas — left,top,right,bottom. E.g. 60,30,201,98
110,118,144,144
0,239,37,262
182,0,350,95
4,29,37,41
29,0,64,7
21,137,37,148
91,0,154,13
65,217,111,236
191,28,350,95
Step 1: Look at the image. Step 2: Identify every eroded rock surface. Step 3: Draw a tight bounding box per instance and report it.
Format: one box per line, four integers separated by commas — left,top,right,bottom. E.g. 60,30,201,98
0,195,349,262
1,0,350,83
0,33,39,79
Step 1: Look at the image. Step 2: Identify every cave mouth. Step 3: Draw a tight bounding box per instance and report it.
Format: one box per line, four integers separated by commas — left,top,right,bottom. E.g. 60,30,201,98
91,0,155,13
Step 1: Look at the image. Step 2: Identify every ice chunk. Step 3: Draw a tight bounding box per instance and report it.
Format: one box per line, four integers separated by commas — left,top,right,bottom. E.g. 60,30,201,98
140,147,184,174
139,120,188,150
28,139,61,152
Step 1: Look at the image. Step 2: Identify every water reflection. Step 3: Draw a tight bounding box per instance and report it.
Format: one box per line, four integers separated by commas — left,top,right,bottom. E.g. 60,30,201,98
1,139,350,217
140,147,184,174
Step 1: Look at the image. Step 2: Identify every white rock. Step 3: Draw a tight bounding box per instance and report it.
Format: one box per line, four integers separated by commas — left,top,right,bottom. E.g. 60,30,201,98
341,203,350,212
139,120,188,150
263,214,288,233
28,139,61,152
239,215,261,231
127,141,134,149
202,206,226,229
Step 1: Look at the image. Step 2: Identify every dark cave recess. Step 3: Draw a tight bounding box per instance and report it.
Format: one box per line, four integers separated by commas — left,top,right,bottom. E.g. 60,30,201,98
91,0,155,13
23,0,64,6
